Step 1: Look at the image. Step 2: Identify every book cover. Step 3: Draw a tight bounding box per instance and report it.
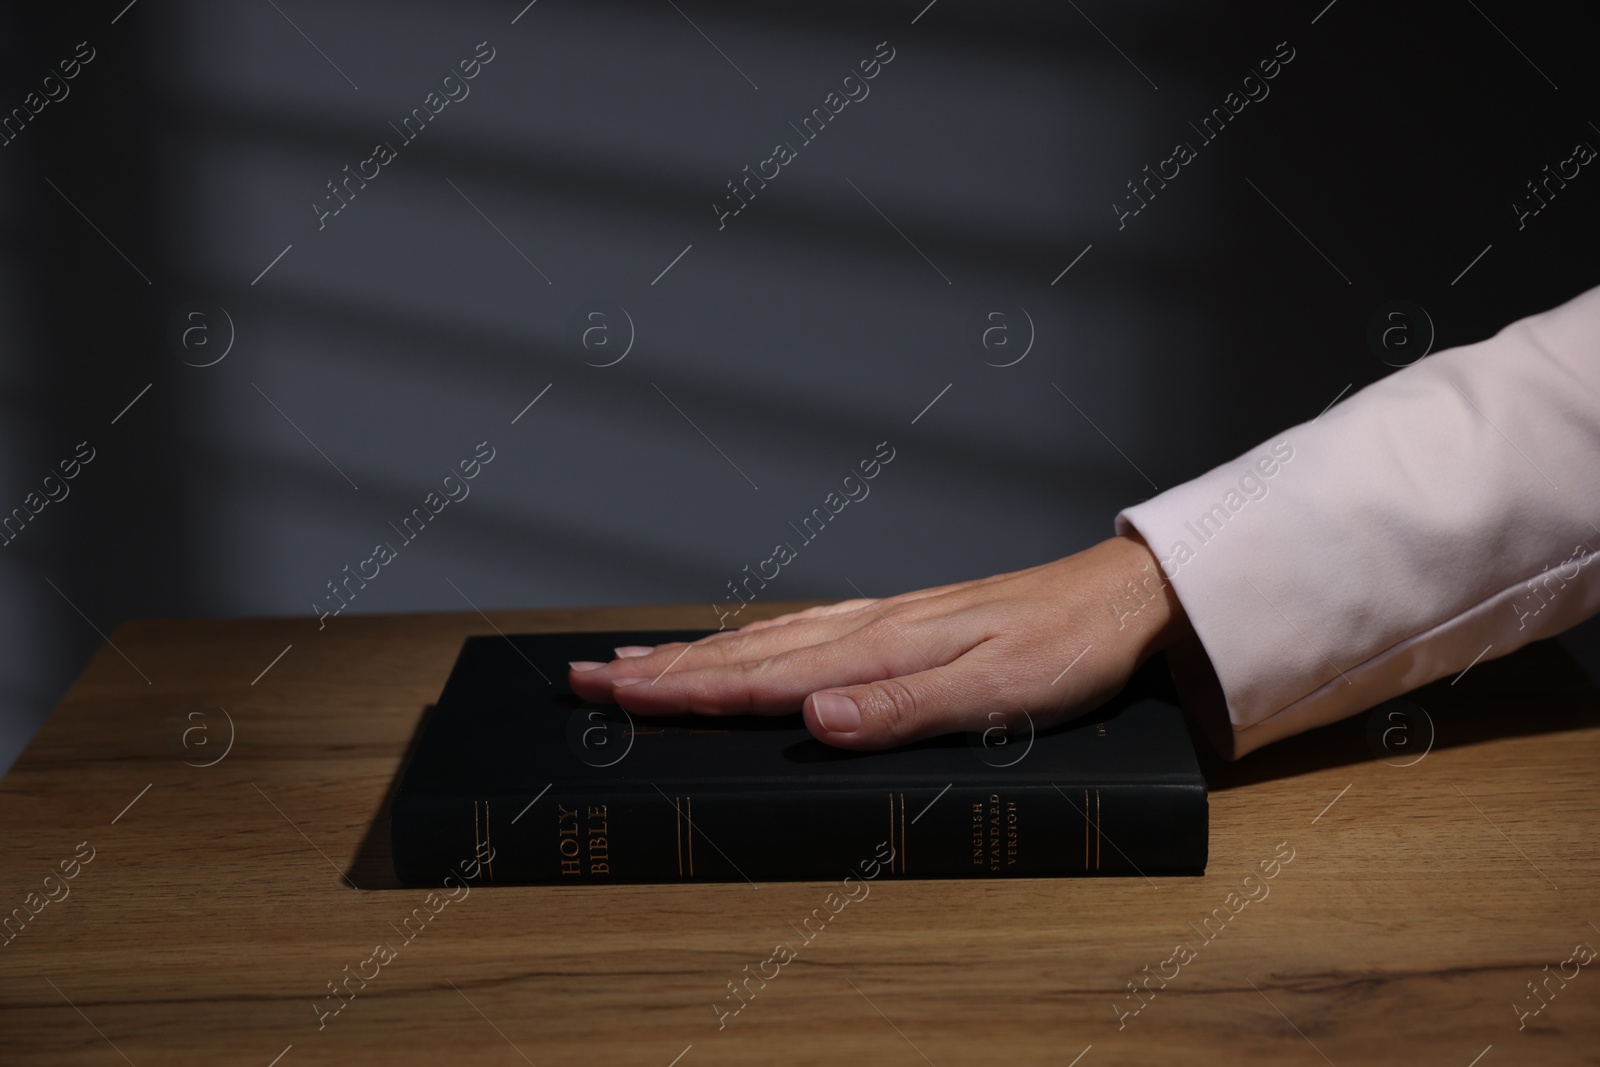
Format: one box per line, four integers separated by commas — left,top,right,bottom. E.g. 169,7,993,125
390,630,1208,884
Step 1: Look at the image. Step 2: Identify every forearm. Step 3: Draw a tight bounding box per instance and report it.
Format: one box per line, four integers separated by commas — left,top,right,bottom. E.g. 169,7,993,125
1118,283,1600,758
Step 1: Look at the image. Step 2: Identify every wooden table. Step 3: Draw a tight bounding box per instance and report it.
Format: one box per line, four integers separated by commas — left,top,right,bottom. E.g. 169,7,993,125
2,604,1597,1065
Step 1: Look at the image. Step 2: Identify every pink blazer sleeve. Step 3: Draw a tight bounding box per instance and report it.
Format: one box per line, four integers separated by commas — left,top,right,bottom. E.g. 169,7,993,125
1115,283,1600,759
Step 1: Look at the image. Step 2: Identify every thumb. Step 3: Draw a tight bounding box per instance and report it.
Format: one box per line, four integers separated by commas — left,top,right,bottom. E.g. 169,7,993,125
804,655,995,750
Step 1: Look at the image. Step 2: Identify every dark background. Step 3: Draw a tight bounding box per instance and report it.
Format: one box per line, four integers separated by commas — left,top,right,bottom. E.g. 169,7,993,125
2,0,1597,773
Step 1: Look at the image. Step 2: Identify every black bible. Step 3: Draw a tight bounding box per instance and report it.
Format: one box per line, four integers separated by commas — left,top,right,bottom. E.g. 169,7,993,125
390,630,1208,884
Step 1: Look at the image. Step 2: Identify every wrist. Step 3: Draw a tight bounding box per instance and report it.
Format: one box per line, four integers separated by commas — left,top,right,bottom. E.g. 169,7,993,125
1100,533,1190,660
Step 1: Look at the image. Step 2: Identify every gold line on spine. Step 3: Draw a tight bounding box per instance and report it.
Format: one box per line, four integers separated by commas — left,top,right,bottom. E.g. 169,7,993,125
1095,789,1102,871
899,792,907,875
888,793,896,874
1084,789,1090,872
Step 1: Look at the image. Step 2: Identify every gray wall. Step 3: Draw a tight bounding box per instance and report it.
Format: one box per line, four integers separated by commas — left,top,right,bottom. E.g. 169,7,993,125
2,0,1597,773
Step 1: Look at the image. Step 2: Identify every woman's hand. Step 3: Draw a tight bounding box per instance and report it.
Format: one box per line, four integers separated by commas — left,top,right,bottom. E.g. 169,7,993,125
566,534,1189,750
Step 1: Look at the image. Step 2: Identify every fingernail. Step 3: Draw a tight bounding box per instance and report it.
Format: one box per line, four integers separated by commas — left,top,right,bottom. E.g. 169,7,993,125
614,645,654,658
612,676,648,688
812,692,861,733
569,661,606,672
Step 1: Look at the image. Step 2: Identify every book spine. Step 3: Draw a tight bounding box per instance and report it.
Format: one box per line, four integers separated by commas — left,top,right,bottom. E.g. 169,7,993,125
392,783,1206,884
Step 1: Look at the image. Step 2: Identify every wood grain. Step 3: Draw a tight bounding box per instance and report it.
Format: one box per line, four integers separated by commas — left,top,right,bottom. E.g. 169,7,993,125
1,603,1597,1065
